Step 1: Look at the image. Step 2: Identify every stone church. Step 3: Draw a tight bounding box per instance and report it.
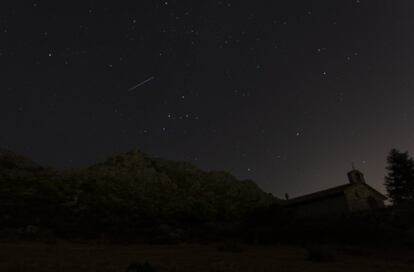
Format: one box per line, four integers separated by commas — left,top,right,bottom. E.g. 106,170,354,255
284,168,387,218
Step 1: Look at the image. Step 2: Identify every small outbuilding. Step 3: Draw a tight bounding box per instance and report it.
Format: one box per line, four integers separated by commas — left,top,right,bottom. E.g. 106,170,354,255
284,168,387,218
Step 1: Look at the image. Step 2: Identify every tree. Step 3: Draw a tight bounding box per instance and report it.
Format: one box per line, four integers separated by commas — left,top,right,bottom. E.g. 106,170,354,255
384,149,414,205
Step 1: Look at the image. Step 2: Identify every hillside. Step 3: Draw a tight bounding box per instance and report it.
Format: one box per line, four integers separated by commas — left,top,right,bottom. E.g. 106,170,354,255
0,149,275,241
85,150,273,218
0,149,47,174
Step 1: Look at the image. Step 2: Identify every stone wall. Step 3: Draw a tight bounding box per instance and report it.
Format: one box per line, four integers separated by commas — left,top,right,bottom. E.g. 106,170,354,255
344,184,385,212
292,195,348,218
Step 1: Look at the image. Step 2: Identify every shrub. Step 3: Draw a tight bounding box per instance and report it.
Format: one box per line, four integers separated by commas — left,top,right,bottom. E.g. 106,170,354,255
126,261,156,272
0,228,20,242
209,261,237,272
216,241,243,253
339,246,371,257
306,245,334,262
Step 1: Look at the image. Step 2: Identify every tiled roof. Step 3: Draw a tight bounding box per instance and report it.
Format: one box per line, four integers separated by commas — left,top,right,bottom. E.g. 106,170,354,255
284,184,352,206
283,183,386,206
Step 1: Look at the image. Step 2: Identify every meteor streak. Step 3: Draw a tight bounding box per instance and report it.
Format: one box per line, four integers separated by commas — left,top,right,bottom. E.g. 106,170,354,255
128,76,155,91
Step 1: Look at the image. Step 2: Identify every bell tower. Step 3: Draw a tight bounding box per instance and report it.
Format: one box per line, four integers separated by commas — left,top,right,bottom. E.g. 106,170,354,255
347,164,366,184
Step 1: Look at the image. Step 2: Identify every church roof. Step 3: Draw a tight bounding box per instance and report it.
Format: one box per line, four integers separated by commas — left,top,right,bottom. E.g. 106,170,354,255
284,182,386,207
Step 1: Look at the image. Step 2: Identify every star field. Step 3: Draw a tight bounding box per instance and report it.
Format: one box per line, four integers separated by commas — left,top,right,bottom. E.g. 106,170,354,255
1,1,414,197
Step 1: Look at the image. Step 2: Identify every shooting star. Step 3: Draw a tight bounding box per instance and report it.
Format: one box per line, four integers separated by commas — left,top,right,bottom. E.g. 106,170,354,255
128,76,155,91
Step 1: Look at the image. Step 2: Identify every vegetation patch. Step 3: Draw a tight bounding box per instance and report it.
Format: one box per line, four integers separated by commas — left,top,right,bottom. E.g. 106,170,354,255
216,241,243,253
306,245,334,262
126,261,157,272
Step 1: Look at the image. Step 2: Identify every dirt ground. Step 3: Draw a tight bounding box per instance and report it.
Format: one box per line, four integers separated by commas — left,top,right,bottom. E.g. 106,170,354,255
0,242,413,272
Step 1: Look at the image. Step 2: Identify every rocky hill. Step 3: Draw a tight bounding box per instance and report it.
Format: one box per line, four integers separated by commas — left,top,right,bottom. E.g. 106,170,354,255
0,149,275,240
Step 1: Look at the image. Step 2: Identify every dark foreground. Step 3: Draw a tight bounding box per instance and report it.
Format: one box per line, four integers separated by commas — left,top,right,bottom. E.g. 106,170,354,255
0,243,413,272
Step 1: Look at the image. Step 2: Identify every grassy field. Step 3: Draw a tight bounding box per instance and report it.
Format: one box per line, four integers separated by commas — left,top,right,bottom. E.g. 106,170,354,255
0,242,413,272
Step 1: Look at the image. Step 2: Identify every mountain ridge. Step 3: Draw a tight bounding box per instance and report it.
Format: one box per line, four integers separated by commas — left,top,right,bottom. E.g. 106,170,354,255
0,148,276,240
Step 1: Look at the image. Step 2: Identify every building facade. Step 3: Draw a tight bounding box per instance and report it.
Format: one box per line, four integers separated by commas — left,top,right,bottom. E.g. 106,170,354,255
284,169,387,218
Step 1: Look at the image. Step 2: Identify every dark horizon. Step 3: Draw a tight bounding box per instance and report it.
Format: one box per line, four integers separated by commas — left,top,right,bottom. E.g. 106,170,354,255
2,1,414,198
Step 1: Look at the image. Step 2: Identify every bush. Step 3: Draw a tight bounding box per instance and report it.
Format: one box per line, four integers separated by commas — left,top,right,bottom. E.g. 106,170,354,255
209,261,237,272
126,261,156,272
339,246,371,257
0,228,20,242
306,245,334,262
216,241,243,253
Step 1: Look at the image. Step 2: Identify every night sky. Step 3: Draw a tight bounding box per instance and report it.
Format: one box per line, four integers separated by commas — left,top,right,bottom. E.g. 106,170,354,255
1,1,414,197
